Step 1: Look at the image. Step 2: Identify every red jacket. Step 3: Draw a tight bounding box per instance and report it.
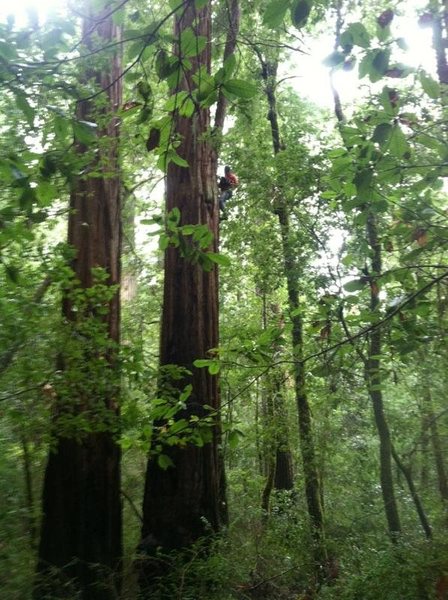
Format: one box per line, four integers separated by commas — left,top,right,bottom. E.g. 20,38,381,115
226,173,238,187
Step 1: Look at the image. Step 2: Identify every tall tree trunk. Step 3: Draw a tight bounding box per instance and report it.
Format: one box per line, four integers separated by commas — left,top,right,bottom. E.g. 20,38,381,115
260,299,294,517
366,213,401,537
140,0,225,572
328,14,401,536
424,387,448,507
272,373,294,491
34,5,122,599
431,0,448,86
258,54,327,570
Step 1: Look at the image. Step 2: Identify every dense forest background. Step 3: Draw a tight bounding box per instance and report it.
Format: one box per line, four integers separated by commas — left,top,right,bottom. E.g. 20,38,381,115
1,0,448,598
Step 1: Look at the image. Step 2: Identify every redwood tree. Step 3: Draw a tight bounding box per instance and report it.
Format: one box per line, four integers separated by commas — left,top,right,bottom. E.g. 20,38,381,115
34,5,122,598
139,0,226,568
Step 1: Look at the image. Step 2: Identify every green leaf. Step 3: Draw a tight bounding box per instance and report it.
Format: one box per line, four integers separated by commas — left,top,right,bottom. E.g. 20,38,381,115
72,120,97,145
323,51,345,68
156,50,179,80
168,207,181,224
179,384,193,403
354,168,373,196
208,361,220,375
194,359,213,368
222,78,257,99
159,233,169,251
137,80,152,101
127,40,145,61
223,53,237,77
54,115,70,140
180,28,207,58
420,71,440,99
228,429,243,449
194,67,216,100
157,454,174,470
358,52,373,79
16,94,35,128
342,22,370,49
165,90,189,112
137,106,153,124
311,365,328,377
359,49,389,82
290,0,312,28
4,263,19,284
415,133,445,156
372,123,392,146
36,181,57,206
263,0,290,28
341,253,356,267
371,49,390,81
178,97,195,118
344,279,366,292
388,124,409,158
170,151,189,168
169,419,189,434
206,252,230,266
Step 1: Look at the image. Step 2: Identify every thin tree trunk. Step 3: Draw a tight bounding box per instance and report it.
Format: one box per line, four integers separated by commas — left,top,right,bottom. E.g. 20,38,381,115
34,4,122,598
366,213,401,537
273,375,294,491
391,445,432,539
328,14,401,536
21,433,37,548
425,387,448,506
258,53,327,570
420,411,430,488
259,301,294,517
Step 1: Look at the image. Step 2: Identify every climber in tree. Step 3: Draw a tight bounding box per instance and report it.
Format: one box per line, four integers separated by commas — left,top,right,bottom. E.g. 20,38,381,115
218,166,239,215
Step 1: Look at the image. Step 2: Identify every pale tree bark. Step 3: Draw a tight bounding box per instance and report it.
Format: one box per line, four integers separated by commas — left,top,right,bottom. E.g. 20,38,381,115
34,4,122,599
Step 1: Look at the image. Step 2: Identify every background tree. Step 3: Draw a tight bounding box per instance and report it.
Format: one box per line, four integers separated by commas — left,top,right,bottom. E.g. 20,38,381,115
34,3,123,597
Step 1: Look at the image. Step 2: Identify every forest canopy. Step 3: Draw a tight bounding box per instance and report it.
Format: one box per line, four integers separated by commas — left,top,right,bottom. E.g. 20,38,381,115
1,0,448,599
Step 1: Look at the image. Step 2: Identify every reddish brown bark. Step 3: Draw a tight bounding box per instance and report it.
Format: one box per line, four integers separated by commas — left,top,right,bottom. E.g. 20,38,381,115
139,0,225,572
34,6,122,599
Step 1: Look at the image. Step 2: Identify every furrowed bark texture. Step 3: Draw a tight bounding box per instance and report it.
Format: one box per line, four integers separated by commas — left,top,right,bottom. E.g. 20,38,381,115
140,0,225,567
35,6,122,599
